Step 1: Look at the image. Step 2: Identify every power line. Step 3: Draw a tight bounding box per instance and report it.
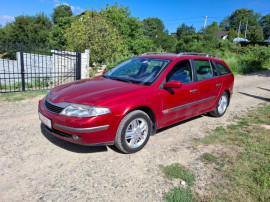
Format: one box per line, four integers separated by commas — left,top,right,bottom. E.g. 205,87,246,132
164,17,203,22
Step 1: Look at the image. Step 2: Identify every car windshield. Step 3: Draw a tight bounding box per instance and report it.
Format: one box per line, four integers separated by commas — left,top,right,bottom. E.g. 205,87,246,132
104,58,171,85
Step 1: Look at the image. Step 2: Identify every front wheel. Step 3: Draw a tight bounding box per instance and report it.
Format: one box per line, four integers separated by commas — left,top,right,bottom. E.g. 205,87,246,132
115,110,152,154
209,92,229,117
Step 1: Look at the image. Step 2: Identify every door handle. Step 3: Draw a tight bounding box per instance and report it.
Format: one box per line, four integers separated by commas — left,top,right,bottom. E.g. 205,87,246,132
190,89,197,93
216,83,222,87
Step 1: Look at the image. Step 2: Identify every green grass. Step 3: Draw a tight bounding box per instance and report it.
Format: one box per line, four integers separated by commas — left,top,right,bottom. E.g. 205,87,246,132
198,104,270,201
164,187,196,202
160,164,197,202
0,90,48,103
160,163,195,186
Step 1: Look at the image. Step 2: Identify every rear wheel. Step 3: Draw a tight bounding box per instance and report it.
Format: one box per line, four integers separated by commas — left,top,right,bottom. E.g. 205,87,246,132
115,110,152,154
209,92,229,117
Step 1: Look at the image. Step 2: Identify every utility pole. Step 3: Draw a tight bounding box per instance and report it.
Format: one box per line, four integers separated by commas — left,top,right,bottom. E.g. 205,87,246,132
238,21,241,38
245,20,248,38
204,16,208,29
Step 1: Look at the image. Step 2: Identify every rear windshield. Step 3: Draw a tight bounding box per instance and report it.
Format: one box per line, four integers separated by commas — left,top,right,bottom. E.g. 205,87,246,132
104,58,171,85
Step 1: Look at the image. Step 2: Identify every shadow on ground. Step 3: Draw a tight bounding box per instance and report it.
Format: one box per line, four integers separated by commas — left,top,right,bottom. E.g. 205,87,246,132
239,92,270,102
156,115,204,134
258,87,270,92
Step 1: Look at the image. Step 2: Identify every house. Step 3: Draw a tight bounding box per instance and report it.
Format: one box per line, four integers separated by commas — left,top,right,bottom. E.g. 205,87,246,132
216,31,228,40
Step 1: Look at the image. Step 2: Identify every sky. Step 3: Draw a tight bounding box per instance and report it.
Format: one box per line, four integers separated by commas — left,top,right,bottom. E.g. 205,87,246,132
0,0,270,33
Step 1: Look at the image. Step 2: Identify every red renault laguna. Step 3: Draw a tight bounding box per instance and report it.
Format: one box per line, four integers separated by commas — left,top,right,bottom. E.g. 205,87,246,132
39,52,234,153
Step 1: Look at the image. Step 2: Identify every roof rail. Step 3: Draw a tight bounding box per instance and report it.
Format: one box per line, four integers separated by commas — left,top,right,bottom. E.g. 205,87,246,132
141,52,174,56
177,52,218,58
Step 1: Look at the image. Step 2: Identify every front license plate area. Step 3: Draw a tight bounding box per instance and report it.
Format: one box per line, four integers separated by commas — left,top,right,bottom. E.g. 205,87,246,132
39,112,52,129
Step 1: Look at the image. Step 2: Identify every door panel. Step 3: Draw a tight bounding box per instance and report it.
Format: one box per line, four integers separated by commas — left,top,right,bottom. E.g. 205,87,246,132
192,59,222,112
158,59,199,127
159,83,199,126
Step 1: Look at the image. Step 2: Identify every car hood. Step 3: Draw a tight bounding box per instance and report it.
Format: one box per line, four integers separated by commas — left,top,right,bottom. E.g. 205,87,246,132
49,77,145,106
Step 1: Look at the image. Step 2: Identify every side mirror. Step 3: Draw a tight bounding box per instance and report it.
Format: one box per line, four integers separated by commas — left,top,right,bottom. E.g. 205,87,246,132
164,81,182,89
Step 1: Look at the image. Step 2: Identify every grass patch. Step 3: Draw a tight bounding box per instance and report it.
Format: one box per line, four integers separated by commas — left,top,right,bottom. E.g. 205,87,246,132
0,90,48,103
163,187,196,202
160,163,195,186
198,104,270,201
160,163,197,202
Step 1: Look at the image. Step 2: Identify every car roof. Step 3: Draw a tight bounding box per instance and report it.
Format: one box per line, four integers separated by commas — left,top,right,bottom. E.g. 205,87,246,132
136,52,224,62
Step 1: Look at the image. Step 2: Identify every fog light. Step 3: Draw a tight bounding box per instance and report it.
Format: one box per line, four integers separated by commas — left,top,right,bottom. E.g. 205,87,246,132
72,135,80,141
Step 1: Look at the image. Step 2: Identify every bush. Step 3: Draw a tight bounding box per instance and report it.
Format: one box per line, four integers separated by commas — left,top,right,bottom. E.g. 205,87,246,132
65,11,128,64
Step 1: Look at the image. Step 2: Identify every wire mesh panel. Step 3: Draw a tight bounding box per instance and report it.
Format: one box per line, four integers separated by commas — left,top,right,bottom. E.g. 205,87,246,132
0,43,80,93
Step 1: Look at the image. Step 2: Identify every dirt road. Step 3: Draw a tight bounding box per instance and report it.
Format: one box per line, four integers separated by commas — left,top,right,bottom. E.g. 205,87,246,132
1,70,270,201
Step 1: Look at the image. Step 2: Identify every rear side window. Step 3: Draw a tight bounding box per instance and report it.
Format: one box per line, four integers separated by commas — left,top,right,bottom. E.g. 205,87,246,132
194,60,217,81
216,62,231,75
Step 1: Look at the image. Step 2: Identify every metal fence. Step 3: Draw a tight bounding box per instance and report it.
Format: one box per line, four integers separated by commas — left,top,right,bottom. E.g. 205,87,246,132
0,43,81,93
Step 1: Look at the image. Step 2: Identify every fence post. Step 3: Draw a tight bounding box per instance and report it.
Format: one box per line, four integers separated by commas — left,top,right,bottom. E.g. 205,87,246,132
19,43,25,91
76,52,81,80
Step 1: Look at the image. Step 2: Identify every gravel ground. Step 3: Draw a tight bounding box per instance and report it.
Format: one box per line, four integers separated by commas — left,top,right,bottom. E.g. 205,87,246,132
1,69,270,201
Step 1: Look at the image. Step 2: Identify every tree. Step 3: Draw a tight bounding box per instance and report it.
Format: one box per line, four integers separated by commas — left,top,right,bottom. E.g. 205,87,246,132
247,25,264,42
52,4,73,24
227,28,238,40
260,14,270,38
219,9,263,41
203,22,220,41
220,9,260,32
49,5,74,49
153,32,177,53
100,3,143,40
65,11,128,63
142,17,165,38
0,25,4,43
1,13,51,44
176,23,196,40
129,37,157,55
49,16,74,49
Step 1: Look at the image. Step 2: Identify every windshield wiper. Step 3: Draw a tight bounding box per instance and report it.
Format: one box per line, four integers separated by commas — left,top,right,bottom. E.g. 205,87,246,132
109,77,133,83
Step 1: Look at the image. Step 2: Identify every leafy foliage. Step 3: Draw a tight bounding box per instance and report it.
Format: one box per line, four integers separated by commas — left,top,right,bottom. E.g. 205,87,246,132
1,13,51,44
260,14,270,38
100,3,143,40
220,9,263,41
142,17,165,38
246,24,264,42
129,37,157,55
65,11,128,64
203,22,220,41
153,32,178,53
176,23,196,40
52,4,73,24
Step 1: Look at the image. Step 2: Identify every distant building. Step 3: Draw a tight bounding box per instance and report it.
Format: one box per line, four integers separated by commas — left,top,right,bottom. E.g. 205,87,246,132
216,31,228,40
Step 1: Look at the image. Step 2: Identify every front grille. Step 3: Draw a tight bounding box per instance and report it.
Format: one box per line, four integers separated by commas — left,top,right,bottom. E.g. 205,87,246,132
45,100,64,114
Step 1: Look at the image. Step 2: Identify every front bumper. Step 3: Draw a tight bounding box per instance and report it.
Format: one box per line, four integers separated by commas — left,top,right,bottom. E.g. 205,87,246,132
38,98,121,145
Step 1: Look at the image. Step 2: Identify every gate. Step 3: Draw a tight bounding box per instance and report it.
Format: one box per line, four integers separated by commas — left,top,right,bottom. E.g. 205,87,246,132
0,43,81,93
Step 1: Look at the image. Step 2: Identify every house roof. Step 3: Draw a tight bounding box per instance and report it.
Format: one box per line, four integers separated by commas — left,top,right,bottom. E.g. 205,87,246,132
216,31,228,39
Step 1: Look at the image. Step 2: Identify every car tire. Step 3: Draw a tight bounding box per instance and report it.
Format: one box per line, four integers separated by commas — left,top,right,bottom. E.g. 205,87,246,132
209,92,229,117
115,110,152,154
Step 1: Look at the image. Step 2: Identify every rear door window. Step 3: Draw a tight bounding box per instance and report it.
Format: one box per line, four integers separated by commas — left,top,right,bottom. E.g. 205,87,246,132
194,60,217,81
216,62,231,75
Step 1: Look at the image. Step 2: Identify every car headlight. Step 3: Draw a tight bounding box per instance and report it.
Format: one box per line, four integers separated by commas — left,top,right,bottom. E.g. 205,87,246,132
60,104,111,118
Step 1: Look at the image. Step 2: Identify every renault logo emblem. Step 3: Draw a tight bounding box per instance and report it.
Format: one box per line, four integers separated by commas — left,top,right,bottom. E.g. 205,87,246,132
52,95,59,100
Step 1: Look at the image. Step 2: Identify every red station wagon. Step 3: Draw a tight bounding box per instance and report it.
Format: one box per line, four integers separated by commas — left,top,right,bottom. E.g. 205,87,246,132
38,52,234,153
